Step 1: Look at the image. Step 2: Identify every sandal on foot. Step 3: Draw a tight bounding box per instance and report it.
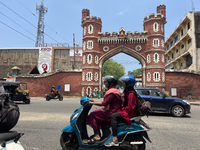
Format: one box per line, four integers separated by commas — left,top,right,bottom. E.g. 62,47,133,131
88,137,100,144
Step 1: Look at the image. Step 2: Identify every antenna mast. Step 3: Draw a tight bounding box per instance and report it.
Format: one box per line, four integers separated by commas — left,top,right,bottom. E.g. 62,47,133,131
191,0,195,12
35,0,48,47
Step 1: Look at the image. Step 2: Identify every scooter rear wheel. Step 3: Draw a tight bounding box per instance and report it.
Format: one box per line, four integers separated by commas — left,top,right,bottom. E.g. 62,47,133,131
60,132,79,150
59,96,63,101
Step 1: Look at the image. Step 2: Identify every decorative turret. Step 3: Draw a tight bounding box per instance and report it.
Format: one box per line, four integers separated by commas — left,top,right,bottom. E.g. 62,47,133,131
157,5,166,18
82,9,90,21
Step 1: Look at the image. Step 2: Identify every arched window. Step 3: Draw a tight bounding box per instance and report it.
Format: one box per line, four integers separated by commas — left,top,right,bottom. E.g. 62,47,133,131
83,55,85,64
86,72,93,81
162,72,165,82
83,42,86,51
154,53,159,63
82,72,85,81
147,72,151,82
82,87,84,96
147,54,151,63
161,54,165,63
95,55,98,64
83,26,86,35
88,24,93,34
153,39,160,48
86,86,92,96
153,22,159,32
94,72,98,81
87,40,93,49
87,54,92,64
153,72,160,82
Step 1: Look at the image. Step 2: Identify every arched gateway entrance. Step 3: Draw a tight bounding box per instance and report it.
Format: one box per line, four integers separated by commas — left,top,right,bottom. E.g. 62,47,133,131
81,5,167,96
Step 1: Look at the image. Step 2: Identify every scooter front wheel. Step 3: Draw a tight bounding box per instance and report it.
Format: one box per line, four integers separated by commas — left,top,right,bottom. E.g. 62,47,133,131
60,132,79,150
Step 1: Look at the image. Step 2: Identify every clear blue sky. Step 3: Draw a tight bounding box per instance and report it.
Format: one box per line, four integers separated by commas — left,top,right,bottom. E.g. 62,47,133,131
1,0,199,74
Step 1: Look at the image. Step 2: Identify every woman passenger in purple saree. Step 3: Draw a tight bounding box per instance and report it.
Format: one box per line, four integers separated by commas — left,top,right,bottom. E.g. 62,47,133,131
86,75,122,143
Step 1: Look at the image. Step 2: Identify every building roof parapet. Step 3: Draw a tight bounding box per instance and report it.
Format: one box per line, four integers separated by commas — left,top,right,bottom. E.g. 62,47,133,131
98,36,148,44
165,69,200,75
144,13,166,23
82,15,102,26
98,30,148,38
16,69,82,78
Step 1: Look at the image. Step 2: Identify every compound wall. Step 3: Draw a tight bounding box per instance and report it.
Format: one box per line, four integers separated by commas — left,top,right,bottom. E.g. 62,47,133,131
16,71,82,97
165,70,200,100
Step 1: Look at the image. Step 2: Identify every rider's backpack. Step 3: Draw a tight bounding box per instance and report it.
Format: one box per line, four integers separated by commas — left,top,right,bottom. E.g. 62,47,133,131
131,89,152,117
0,94,20,133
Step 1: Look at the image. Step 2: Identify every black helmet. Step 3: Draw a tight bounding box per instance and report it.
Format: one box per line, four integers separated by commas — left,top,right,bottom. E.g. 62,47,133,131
52,86,55,88
103,75,118,87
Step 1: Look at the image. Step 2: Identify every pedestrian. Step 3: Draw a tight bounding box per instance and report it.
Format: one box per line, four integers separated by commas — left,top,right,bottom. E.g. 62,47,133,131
97,89,101,99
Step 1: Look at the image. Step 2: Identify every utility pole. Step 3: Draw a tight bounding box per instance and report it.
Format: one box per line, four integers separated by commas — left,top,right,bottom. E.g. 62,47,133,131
35,0,48,47
73,34,76,70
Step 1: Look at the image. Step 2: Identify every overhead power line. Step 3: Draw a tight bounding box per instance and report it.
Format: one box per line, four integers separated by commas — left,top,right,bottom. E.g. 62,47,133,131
0,11,36,38
0,21,36,42
0,1,60,44
16,0,72,44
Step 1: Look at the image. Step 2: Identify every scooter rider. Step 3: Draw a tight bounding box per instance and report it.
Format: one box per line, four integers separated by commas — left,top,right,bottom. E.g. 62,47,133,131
51,86,57,98
86,75,122,143
105,75,137,147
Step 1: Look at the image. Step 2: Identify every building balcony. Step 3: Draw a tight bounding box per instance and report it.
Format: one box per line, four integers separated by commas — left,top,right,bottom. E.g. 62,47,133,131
165,48,189,67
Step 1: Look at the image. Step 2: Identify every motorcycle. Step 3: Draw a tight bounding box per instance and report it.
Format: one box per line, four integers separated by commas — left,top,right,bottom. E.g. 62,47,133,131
45,91,63,101
0,131,24,150
60,94,151,150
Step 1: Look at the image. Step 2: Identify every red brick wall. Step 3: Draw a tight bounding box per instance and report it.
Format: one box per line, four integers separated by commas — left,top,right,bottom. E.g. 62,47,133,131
16,72,82,97
166,71,200,100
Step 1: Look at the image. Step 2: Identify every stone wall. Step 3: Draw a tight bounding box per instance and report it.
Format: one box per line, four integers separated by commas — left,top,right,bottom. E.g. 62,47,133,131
16,70,82,97
165,70,200,100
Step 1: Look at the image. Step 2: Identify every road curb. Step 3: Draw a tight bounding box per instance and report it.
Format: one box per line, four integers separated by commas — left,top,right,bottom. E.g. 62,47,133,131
189,103,200,106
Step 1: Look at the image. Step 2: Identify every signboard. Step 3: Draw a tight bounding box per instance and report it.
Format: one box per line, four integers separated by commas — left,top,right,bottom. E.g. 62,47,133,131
38,47,52,74
64,84,70,91
44,43,68,47
70,49,82,56
171,88,177,96
57,85,61,90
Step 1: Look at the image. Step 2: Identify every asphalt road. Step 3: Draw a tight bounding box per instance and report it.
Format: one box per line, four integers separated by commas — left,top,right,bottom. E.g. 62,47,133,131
13,98,200,150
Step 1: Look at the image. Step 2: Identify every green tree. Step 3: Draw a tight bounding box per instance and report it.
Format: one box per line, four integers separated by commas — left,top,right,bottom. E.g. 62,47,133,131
128,68,142,77
103,59,125,85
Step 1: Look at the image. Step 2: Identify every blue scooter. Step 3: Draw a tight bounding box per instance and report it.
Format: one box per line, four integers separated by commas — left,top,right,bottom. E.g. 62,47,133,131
60,94,151,150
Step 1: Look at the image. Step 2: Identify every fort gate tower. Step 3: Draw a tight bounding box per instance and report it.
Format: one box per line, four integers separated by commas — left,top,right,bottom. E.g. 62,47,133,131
81,5,167,96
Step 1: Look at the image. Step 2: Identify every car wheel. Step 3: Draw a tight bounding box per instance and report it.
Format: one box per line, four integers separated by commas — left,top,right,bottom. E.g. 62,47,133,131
60,132,79,150
171,105,184,117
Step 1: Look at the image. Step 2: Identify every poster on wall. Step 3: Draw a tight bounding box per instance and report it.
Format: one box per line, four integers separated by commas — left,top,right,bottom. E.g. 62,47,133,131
38,47,52,74
70,49,82,56
171,88,177,96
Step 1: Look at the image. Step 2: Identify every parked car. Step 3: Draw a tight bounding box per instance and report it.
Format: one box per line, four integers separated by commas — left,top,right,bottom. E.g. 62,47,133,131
0,81,30,104
135,87,191,117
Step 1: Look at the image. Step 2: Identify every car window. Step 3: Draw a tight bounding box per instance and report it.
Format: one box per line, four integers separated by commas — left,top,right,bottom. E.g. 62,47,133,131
0,85,5,95
150,89,165,97
135,89,144,95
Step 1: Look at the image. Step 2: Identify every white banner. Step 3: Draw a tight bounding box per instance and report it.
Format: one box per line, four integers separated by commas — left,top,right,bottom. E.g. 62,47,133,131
70,49,82,56
38,47,52,74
